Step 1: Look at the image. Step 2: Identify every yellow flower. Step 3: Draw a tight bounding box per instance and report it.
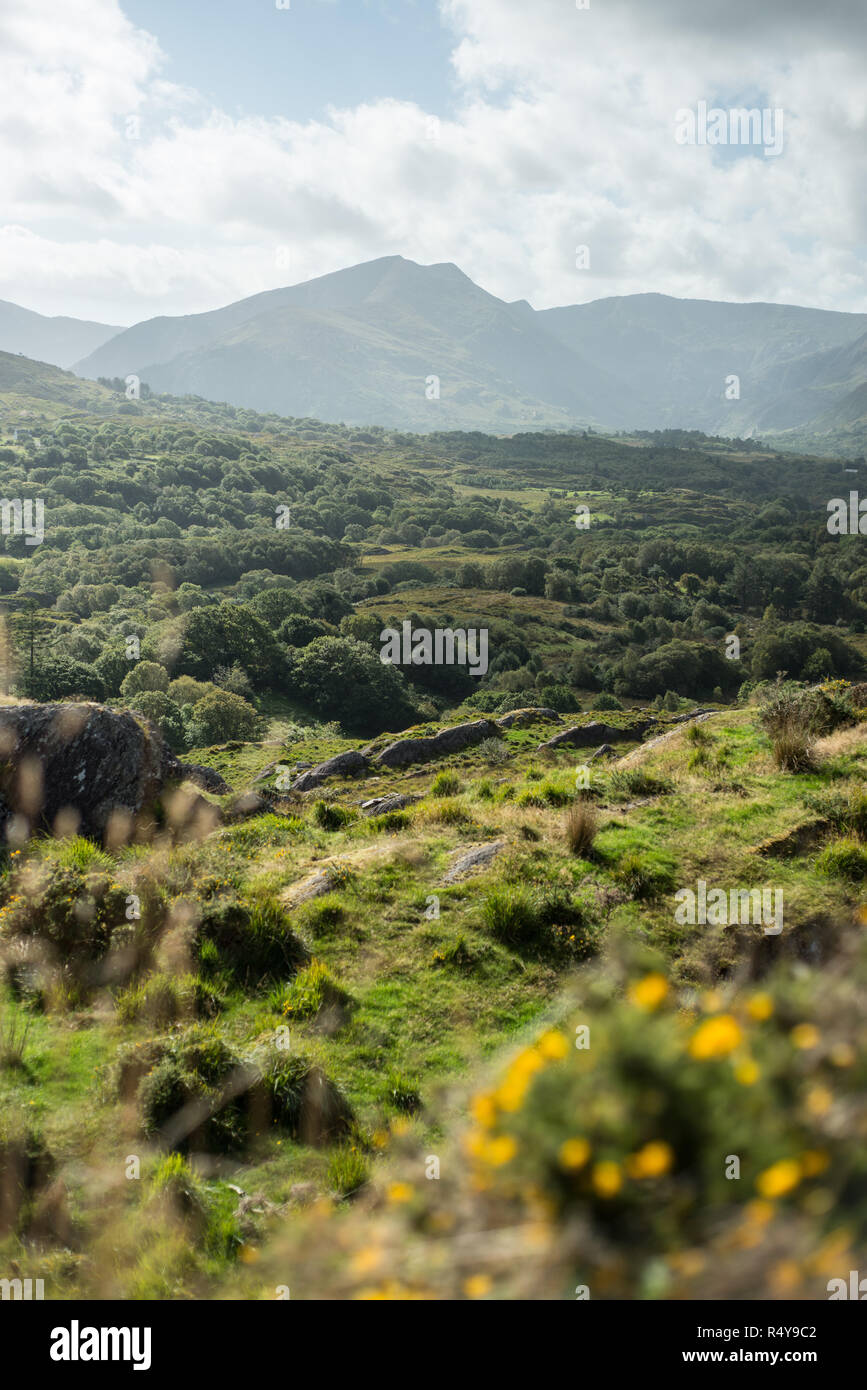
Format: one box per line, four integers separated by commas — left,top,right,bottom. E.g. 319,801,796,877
387,1182,414,1204
626,1141,674,1179
689,1014,743,1059
592,1160,622,1198
790,1023,820,1050
734,1057,760,1086
629,972,669,1011
558,1137,591,1172
238,1245,259,1264
485,1134,518,1168
756,1159,802,1200
351,1245,384,1274
463,1273,492,1299
536,1029,569,1061
770,1261,801,1293
747,992,774,1022
471,1093,497,1128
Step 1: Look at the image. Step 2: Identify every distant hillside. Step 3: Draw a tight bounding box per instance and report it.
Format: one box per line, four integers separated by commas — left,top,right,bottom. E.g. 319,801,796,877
64,256,867,449
0,350,119,421
0,299,120,370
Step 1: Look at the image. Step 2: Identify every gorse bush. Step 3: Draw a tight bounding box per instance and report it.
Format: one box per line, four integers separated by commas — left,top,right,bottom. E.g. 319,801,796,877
313,800,357,831
271,958,353,1024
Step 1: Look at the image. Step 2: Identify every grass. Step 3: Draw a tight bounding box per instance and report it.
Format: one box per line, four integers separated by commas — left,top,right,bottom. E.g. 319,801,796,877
1,705,865,1297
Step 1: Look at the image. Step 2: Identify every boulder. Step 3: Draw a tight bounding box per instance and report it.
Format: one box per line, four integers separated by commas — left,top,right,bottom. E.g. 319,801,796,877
291,750,370,792
496,707,563,729
0,702,181,843
538,719,656,751
371,719,500,770
179,762,232,795
444,839,507,884
360,793,418,817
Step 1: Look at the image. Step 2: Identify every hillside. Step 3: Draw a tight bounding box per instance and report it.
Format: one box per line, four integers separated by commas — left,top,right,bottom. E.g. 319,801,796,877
0,397,865,1301
0,300,120,370
64,257,867,451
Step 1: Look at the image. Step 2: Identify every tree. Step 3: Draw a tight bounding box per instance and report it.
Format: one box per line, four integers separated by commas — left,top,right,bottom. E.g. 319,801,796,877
120,661,170,697
188,690,265,745
289,636,417,734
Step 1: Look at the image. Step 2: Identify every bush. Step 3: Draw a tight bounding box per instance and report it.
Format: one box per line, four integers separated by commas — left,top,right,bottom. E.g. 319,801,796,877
592,693,623,711
327,1146,369,1199
313,800,358,831
431,771,462,797
816,838,867,882
271,958,353,1024
195,897,308,989
188,689,265,745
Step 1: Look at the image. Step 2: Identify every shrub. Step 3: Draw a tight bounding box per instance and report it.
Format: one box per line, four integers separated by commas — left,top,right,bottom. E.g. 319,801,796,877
565,800,598,856
188,689,265,745
608,768,673,799
313,800,357,831
477,738,512,766
805,787,867,839
120,661,170,697
431,771,462,797
592,693,623,711
195,897,308,989
482,886,540,944
816,838,867,882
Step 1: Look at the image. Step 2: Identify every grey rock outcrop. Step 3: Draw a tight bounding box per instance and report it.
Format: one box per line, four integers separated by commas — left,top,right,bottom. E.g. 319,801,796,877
371,719,500,769
0,702,181,842
291,750,369,792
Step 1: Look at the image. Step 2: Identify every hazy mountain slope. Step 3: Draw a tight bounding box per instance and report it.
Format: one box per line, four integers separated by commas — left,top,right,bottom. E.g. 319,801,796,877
0,300,121,370
76,256,616,430
69,256,867,443
0,349,119,415
539,293,867,433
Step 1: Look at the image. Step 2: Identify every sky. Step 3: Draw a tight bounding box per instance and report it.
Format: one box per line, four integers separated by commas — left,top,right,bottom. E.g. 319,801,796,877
0,0,865,325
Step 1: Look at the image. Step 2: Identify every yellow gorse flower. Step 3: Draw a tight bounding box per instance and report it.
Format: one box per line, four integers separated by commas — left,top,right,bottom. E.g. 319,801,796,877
688,1013,743,1060
629,972,669,1010
626,1140,674,1179
756,1159,802,1200
558,1137,591,1172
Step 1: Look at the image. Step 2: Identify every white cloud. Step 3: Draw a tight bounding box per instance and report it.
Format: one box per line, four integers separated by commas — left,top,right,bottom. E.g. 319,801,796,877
0,0,864,322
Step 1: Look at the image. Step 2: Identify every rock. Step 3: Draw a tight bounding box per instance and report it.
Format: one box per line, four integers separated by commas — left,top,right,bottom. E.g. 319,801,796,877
0,702,181,843
360,793,418,817
283,867,339,908
443,839,507,884
162,785,222,839
496,707,563,729
291,750,369,792
588,744,616,761
179,763,232,795
371,719,500,769
538,720,656,751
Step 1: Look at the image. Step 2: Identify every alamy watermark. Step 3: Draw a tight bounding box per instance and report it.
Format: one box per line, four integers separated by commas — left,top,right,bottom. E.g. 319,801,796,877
675,879,783,935
380,621,489,677
0,498,44,546
675,102,784,158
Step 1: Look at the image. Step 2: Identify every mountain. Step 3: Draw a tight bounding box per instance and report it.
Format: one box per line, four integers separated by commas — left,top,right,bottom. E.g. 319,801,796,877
70,256,867,448
0,300,121,370
0,349,119,419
